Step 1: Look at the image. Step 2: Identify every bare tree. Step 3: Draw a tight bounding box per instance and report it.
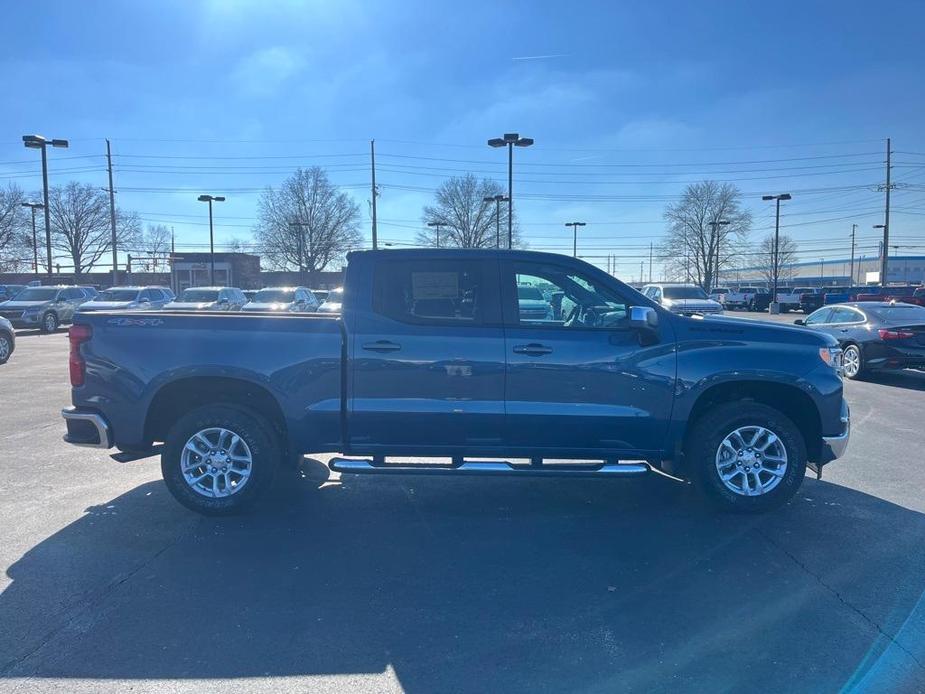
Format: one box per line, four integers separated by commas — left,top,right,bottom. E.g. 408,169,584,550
757,233,798,286
141,224,172,271
417,174,519,248
255,167,362,272
660,181,751,290
46,181,141,277
226,237,249,254
0,183,31,272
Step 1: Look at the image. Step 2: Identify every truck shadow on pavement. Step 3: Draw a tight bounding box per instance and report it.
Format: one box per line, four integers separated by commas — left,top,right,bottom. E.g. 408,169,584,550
2,466,925,692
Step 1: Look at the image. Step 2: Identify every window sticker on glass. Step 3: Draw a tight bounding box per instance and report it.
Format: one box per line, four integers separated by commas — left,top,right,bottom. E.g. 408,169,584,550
412,272,459,300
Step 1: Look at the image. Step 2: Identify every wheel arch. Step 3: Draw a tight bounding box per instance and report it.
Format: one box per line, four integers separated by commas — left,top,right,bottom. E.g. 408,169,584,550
144,376,288,450
683,379,822,465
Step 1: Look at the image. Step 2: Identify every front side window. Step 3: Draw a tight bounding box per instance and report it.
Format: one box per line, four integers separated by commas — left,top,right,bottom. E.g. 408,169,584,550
374,259,484,324
805,307,833,325
510,262,628,329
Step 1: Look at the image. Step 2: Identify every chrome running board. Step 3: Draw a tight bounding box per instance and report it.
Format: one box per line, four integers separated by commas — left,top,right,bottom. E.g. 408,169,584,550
329,457,651,477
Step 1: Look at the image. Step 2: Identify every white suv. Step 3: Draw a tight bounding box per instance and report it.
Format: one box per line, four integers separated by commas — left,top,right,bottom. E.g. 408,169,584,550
641,283,724,315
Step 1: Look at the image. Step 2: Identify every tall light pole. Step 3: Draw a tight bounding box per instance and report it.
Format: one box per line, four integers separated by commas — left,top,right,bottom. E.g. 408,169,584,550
565,222,586,257
22,135,68,277
761,193,791,313
849,224,857,285
21,202,44,274
197,194,225,284
488,133,533,249
483,194,508,248
707,219,729,289
427,220,448,248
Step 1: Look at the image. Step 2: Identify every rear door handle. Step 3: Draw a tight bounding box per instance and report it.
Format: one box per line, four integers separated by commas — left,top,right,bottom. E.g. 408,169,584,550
839,328,849,333
362,340,401,353
513,343,553,356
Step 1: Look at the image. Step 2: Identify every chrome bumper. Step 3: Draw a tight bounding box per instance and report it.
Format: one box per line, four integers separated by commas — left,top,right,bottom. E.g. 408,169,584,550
62,407,113,449
819,401,850,464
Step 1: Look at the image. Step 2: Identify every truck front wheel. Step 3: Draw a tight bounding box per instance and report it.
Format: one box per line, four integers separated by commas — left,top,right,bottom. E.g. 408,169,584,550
686,402,807,512
161,404,281,515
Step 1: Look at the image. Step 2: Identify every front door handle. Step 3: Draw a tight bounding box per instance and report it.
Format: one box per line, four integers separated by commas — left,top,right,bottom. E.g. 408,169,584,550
839,328,849,333
362,340,401,353
513,343,553,356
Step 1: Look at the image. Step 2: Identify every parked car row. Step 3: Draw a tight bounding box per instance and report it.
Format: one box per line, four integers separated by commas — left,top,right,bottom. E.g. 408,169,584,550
711,284,925,314
0,284,345,335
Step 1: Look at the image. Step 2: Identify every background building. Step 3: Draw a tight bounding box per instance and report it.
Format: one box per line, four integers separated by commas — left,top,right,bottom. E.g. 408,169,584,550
721,255,925,288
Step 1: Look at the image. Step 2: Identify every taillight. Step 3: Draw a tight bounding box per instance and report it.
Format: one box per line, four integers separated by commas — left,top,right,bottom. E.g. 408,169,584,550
68,324,92,386
878,328,914,341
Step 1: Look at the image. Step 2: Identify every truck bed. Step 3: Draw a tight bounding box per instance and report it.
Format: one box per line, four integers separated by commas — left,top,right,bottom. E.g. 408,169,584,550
71,311,346,453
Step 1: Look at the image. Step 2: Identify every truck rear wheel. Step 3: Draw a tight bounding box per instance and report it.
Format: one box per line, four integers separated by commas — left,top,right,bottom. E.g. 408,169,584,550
161,404,281,515
686,402,807,513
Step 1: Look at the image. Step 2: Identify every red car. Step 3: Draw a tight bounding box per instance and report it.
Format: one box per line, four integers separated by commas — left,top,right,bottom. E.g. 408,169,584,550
855,285,923,305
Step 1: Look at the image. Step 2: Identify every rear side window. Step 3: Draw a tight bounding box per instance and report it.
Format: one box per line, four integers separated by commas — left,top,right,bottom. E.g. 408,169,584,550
829,307,864,323
373,259,486,325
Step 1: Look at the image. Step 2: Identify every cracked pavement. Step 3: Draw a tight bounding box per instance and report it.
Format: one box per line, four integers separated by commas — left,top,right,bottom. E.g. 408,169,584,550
1,323,924,693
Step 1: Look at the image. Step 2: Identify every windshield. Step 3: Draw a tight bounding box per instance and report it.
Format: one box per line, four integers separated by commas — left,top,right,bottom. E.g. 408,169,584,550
178,290,218,302
517,286,545,301
663,286,708,300
97,289,140,302
11,288,58,301
253,289,295,303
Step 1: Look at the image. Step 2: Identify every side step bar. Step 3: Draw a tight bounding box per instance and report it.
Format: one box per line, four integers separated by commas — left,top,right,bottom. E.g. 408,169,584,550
329,457,651,477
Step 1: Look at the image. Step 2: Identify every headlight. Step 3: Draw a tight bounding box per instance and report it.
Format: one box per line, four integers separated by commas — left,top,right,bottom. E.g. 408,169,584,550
819,347,843,373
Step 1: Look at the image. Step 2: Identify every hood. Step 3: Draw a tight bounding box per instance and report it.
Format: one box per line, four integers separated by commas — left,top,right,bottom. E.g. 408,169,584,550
0,300,51,310
664,298,722,310
78,301,135,311
318,302,341,313
682,314,838,347
164,301,216,311
242,302,292,312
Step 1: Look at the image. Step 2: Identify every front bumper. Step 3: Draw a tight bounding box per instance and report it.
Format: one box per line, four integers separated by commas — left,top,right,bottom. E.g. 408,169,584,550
62,407,113,449
818,400,850,465
1,312,41,328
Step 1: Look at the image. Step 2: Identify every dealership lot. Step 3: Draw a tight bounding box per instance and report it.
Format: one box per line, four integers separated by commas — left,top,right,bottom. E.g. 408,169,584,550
1,319,925,693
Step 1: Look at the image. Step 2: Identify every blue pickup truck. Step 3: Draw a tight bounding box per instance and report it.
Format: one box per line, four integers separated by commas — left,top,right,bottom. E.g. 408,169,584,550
61,249,849,515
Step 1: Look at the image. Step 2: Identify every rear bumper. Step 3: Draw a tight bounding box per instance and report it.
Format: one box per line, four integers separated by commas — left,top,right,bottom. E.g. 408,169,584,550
62,407,113,449
818,401,850,464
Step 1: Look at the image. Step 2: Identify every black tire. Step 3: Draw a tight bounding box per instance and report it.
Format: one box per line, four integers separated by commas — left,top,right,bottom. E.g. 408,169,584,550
842,343,865,380
41,311,58,333
685,401,807,513
0,331,12,364
161,404,281,516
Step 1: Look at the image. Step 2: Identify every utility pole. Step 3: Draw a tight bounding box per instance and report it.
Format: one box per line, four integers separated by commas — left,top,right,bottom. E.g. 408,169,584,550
879,137,892,286
849,224,857,285
648,242,653,283
370,139,378,250
639,260,644,284
761,194,791,312
106,139,119,287
427,221,447,248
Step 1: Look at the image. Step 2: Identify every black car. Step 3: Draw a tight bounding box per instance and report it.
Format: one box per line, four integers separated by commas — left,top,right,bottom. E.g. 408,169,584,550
796,302,925,379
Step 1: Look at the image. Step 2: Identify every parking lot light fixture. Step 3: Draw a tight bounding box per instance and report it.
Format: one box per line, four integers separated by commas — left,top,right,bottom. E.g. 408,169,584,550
23,134,68,277
565,222,587,257
483,194,508,248
197,194,226,284
487,132,534,249
762,194,792,312
427,220,449,248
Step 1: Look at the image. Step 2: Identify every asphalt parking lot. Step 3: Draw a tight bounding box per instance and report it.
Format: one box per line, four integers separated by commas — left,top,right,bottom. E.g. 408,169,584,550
1,316,925,693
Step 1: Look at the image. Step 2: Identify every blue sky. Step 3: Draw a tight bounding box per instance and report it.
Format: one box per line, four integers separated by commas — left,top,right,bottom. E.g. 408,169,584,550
2,0,925,278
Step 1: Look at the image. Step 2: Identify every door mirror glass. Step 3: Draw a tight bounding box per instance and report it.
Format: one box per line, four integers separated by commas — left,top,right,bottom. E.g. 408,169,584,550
629,305,658,330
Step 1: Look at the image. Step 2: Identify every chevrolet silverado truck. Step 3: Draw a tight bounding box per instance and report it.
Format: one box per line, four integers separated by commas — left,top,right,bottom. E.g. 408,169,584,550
61,249,850,516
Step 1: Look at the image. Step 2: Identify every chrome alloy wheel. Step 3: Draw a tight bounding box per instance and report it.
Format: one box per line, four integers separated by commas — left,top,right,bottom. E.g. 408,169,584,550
714,425,788,496
0,335,10,361
180,427,253,498
843,345,861,378
44,313,57,332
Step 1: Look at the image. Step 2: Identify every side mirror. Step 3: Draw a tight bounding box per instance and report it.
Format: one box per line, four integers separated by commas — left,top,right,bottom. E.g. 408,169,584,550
629,305,659,331
793,319,805,326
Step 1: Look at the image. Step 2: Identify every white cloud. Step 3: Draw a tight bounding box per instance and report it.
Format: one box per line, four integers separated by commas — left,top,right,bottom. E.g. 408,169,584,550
231,47,306,98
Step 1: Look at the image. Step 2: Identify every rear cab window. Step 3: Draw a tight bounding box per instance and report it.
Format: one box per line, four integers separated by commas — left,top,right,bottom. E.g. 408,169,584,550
372,258,498,325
